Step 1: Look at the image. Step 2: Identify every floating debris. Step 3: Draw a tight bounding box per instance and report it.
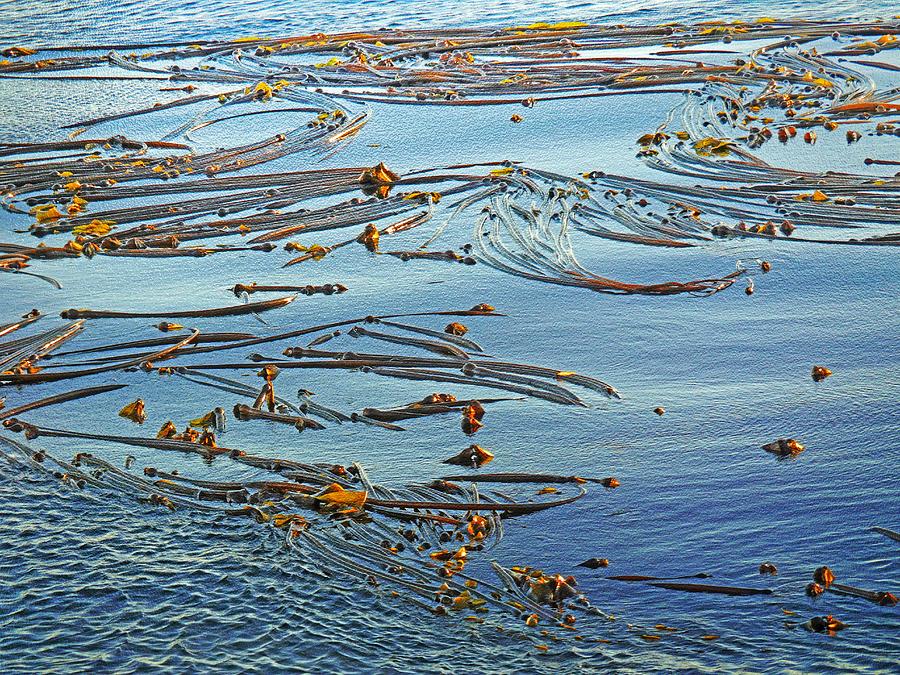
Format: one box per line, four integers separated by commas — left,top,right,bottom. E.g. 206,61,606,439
762,438,805,457
461,401,485,435
442,444,495,468
812,365,833,382
118,399,146,424
814,566,836,588
578,558,610,569
803,615,847,633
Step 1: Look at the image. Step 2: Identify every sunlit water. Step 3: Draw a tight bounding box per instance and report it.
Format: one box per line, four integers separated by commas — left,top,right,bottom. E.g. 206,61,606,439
1,1,899,673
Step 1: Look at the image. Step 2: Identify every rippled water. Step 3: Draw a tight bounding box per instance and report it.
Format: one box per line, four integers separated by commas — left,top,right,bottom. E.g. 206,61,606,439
1,1,899,673
0,0,893,45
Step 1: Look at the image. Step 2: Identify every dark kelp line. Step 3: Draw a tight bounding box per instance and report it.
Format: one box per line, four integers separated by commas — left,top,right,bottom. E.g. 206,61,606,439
0,303,617,409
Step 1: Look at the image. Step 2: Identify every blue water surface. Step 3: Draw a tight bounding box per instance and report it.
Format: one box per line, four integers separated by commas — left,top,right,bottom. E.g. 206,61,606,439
0,1,898,673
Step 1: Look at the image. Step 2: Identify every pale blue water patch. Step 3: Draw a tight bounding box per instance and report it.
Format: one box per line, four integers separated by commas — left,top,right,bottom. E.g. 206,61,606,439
1,1,899,673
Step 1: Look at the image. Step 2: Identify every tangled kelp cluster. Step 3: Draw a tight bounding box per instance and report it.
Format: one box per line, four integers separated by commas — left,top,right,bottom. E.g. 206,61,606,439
2,18,897,296
6,301,891,645
1,17,899,647
0,301,630,639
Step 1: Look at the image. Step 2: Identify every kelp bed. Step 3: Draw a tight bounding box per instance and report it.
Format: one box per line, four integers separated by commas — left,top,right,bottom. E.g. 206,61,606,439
1,17,898,649
3,18,899,293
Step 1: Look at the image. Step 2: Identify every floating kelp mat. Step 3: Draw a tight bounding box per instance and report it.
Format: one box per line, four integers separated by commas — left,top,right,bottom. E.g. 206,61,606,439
0,15,897,659
1,19,896,298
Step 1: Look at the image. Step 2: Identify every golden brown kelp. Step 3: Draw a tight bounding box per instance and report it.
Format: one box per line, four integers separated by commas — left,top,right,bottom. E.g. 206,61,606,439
0,429,614,634
361,395,515,423
2,419,229,459
46,332,256,359
0,311,42,339
0,320,85,373
232,403,325,431
9,20,891,107
2,22,894,300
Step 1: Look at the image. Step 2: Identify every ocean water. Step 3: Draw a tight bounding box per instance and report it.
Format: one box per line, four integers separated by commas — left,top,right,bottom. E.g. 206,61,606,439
0,0,894,45
1,2,899,673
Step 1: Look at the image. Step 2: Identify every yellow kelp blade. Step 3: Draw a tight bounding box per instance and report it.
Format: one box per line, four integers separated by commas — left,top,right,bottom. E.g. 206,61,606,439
315,489,368,508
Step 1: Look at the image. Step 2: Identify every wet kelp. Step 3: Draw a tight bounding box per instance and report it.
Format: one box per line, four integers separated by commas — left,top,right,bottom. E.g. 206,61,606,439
2,18,896,296
1,16,898,648
0,301,632,641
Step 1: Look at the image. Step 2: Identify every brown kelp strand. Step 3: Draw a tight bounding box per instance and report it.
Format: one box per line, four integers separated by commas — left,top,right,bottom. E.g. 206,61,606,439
0,311,42,339
438,473,602,484
870,526,900,543
121,311,614,438
606,574,713,581
827,583,899,606
59,295,296,320
647,582,773,596
367,366,583,406
470,175,748,296
168,354,603,408
232,282,348,296
361,395,516,423
2,419,229,459
124,305,504,361
1,26,895,300
0,384,127,421
364,488,586,514
46,332,256,358
372,318,485,352
279,347,617,398
0,431,624,633
173,370,313,420
232,403,326,431
0,320,85,373
0,328,199,385
460,363,586,405
348,324,471,360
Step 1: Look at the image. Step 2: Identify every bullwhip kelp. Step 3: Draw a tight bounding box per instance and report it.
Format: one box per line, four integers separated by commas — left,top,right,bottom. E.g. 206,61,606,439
1,15,898,653
1,293,890,644
2,18,897,296
0,302,644,644
0,429,641,642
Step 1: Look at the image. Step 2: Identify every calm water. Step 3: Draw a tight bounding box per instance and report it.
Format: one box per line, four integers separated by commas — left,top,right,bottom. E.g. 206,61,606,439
1,1,898,673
